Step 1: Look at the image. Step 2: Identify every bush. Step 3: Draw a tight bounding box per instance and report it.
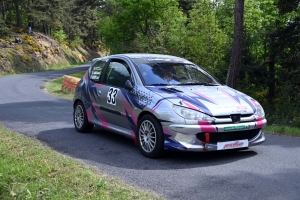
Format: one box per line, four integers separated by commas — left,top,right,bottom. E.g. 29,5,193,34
69,37,83,48
0,19,12,38
52,30,67,44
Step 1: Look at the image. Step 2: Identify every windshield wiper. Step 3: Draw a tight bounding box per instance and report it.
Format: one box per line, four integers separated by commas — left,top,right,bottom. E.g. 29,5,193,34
178,82,219,86
147,83,171,86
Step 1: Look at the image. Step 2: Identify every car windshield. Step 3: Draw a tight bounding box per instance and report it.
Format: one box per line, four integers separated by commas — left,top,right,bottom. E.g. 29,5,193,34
132,59,219,86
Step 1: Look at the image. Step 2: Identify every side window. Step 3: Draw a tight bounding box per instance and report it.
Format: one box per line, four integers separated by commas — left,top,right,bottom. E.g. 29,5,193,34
90,60,106,82
173,65,188,80
189,68,211,83
104,60,131,88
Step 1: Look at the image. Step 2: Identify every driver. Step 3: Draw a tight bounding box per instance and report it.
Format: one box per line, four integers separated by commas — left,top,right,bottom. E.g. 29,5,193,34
161,67,179,84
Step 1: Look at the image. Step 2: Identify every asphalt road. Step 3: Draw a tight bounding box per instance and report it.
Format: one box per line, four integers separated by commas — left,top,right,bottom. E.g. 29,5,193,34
0,64,299,200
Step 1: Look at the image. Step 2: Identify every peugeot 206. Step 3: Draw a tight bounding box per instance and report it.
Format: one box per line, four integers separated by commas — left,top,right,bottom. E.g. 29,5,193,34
73,54,267,158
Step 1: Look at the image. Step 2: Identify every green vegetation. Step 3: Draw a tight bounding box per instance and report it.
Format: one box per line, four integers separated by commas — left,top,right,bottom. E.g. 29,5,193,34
44,76,74,100
0,18,11,37
0,126,162,200
46,63,83,72
44,70,85,100
265,125,300,137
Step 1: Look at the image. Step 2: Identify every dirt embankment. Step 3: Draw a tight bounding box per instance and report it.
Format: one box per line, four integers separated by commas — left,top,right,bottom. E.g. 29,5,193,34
0,30,108,75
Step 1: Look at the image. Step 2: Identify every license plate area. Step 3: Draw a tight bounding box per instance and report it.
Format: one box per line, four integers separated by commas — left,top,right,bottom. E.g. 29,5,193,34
217,139,248,150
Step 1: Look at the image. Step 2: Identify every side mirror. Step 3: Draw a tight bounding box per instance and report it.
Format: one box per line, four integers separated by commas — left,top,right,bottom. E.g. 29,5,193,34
125,80,134,90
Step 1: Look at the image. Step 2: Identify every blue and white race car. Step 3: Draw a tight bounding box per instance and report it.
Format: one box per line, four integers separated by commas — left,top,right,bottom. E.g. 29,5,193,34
73,54,267,158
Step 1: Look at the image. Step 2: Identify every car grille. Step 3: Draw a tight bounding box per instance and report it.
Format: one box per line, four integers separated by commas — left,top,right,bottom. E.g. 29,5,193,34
196,129,260,143
213,114,255,124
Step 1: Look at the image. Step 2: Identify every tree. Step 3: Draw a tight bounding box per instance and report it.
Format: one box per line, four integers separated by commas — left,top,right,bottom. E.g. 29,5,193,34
98,0,180,53
72,0,105,47
184,0,227,72
13,0,21,27
226,0,244,88
0,17,11,37
1,0,6,20
274,17,300,105
177,0,197,16
277,0,299,14
25,0,63,35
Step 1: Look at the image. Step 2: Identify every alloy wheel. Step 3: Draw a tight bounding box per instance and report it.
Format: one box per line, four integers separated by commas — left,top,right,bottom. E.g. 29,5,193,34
139,120,157,153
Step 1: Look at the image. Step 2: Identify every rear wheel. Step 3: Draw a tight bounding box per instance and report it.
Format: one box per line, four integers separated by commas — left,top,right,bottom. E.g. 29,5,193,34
138,115,164,158
73,101,94,133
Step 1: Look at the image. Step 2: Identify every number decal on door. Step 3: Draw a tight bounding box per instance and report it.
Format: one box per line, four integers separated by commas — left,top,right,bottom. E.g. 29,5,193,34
107,87,119,105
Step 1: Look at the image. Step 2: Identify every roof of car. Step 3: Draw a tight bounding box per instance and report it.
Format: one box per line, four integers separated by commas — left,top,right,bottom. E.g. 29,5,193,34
115,53,184,59
95,53,192,64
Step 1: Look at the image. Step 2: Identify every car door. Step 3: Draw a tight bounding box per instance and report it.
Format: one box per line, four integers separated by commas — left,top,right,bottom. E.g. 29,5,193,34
95,58,133,129
85,59,108,125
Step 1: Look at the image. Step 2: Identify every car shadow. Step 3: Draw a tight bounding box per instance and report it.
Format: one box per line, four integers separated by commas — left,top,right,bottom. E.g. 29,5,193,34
37,126,258,170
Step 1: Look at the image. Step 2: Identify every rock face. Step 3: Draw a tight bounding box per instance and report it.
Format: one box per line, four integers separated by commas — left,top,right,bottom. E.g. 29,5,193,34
0,31,106,75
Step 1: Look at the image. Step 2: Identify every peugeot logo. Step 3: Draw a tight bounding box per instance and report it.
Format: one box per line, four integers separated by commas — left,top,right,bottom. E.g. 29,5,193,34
231,114,241,123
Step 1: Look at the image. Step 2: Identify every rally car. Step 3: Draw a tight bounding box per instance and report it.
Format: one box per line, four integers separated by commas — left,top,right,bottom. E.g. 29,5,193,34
73,54,267,158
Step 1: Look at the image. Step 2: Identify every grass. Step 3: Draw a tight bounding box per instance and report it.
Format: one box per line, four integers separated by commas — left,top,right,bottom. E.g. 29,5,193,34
46,63,84,71
264,125,300,137
0,126,162,200
43,70,86,100
0,63,82,77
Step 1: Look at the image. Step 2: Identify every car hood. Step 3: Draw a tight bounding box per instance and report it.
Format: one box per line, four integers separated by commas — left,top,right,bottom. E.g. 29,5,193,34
146,85,258,116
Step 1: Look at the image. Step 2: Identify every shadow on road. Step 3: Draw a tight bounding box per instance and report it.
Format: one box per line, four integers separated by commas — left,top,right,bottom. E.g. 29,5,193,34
37,126,258,170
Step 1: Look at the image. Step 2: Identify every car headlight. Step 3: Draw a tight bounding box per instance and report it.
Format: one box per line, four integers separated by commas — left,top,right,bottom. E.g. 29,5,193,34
172,105,214,121
254,104,265,119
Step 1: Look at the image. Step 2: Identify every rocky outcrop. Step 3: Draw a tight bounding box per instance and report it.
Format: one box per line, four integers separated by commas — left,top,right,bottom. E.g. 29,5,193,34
0,31,106,75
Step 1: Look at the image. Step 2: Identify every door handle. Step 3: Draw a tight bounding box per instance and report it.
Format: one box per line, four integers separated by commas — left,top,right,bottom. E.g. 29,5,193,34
97,90,102,96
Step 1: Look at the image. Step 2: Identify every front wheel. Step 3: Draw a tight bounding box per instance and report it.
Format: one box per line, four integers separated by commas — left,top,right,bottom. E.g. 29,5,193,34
73,101,94,133
138,115,164,158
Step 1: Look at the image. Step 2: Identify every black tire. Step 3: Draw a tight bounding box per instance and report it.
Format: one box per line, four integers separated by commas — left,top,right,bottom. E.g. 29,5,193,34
73,101,94,133
137,115,164,158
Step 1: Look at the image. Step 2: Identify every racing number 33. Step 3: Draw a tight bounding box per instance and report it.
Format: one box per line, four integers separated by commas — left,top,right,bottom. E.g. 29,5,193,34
107,87,119,105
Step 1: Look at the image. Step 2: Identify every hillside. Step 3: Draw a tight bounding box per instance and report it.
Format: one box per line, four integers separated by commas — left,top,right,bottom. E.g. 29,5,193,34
0,29,107,75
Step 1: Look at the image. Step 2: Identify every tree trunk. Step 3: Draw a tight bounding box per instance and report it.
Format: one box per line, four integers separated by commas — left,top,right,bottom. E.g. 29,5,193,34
226,0,244,89
268,35,276,105
1,0,5,20
14,0,22,27
43,21,49,35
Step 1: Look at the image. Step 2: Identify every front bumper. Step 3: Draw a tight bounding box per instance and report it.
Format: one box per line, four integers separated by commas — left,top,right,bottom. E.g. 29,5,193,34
163,119,267,151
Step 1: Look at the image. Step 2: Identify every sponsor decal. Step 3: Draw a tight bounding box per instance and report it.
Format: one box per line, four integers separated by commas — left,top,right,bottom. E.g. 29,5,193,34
91,75,100,79
217,139,248,150
223,141,244,149
224,125,250,131
237,106,248,109
147,58,171,61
